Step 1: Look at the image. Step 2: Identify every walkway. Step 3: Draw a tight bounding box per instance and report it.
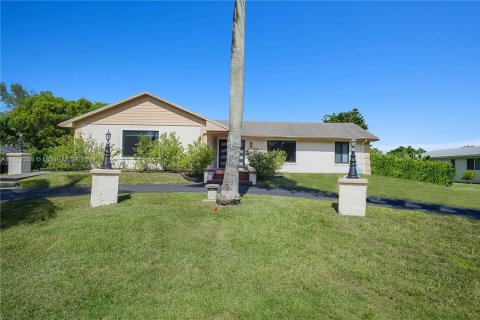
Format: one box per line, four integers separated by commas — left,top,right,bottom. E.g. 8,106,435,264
1,184,479,219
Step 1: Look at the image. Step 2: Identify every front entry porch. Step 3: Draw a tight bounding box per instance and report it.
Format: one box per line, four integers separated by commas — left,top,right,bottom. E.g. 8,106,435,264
204,168,256,185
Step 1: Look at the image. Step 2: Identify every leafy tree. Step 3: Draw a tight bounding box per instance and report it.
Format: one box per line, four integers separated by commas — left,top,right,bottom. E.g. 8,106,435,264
387,146,427,159
323,108,368,130
370,147,383,155
461,170,477,184
0,82,35,110
0,112,17,146
181,138,214,178
9,91,106,150
150,132,185,171
0,82,36,146
217,0,246,205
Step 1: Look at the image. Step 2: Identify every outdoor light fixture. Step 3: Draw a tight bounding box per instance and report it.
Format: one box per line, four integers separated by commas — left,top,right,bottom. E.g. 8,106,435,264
249,142,253,149
101,130,112,169
346,137,359,179
18,132,24,152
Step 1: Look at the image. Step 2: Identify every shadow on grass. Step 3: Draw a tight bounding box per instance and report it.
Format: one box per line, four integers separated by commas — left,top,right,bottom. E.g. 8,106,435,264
1,198,57,230
118,194,131,203
21,173,87,188
330,202,339,213
257,176,338,198
65,174,87,186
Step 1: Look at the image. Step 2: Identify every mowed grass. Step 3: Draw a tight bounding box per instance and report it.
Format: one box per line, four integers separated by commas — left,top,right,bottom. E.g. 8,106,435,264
1,194,479,319
18,171,192,188
259,173,480,210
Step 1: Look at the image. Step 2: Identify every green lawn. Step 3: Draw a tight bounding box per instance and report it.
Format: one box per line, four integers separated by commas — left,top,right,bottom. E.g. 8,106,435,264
18,171,192,188
259,173,480,210
1,194,479,319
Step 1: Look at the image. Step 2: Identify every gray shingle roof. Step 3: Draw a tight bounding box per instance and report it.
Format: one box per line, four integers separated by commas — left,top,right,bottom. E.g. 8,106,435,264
1,145,21,153
216,121,379,140
424,146,480,158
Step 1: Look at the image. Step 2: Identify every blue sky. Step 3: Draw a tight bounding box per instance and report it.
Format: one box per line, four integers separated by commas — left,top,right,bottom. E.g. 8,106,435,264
2,1,479,151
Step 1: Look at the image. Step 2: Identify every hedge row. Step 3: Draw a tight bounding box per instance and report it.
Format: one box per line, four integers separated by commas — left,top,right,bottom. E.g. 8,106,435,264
371,153,455,186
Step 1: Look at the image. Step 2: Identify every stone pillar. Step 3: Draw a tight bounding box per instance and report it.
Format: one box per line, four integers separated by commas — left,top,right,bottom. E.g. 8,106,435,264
90,169,121,208
6,153,31,175
248,170,257,185
338,178,368,217
204,169,215,183
204,184,220,202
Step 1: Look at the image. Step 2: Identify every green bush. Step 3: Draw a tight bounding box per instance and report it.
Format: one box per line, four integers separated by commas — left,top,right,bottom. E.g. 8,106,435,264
371,153,455,186
133,135,154,171
47,135,119,171
28,147,50,170
461,170,477,183
181,138,214,177
150,132,185,171
246,149,287,179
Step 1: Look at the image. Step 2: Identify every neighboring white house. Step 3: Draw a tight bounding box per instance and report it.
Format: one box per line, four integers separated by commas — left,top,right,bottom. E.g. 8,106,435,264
425,146,480,183
59,92,379,174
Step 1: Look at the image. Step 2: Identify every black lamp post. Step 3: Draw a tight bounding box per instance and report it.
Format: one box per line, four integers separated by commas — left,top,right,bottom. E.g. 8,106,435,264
346,137,359,179
18,132,24,152
101,130,112,169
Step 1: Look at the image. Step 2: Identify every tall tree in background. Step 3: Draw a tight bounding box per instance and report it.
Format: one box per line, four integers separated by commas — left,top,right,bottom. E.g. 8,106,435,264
0,82,36,145
217,0,246,205
0,82,35,110
323,108,368,130
10,92,106,150
387,146,427,159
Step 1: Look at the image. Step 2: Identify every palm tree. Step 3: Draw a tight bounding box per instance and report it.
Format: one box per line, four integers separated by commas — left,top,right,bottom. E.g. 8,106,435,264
217,0,245,205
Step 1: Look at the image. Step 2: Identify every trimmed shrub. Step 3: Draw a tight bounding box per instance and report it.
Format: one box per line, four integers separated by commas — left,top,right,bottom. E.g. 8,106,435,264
133,135,154,171
150,132,185,171
461,170,477,183
47,135,119,171
246,149,287,179
181,138,214,178
371,152,455,186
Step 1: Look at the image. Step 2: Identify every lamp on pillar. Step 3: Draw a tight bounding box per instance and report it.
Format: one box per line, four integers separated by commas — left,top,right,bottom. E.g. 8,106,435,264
18,132,24,152
101,130,112,169
346,137,359,179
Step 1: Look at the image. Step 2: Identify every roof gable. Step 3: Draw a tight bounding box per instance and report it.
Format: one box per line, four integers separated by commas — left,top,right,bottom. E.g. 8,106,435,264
59,92,229,130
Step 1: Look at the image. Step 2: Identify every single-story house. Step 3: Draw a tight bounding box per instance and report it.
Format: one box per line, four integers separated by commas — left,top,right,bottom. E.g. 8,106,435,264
59,92,379,174
425,146,480,183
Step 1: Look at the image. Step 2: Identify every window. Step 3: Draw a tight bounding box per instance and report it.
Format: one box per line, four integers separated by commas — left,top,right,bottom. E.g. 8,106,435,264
467,159,474,170
335,142,349,163
122,130,159,157
450,159,455,168
468,158,480,170
267,140,296,163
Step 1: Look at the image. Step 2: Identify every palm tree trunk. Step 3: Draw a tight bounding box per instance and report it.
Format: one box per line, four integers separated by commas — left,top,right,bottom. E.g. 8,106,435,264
217,0,245,205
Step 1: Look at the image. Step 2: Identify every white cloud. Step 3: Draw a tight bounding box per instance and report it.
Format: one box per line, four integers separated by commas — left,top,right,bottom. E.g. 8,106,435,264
373,138,480,153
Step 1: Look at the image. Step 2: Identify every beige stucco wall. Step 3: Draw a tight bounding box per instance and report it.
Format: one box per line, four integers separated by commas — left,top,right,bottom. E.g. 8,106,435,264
80,124,202,169
243,137,371,174
433,158,480,183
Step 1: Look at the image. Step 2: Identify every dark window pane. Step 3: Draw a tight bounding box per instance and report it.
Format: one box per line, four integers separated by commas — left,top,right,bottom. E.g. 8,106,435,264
267,141,296,162
467,159,474,170
218,139,245,168
475,158,480,170
450,159,455,168
335,142,349,163
122,131,159,157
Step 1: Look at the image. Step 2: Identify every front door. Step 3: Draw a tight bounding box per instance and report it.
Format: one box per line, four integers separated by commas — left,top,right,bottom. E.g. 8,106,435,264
218,139,245,169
